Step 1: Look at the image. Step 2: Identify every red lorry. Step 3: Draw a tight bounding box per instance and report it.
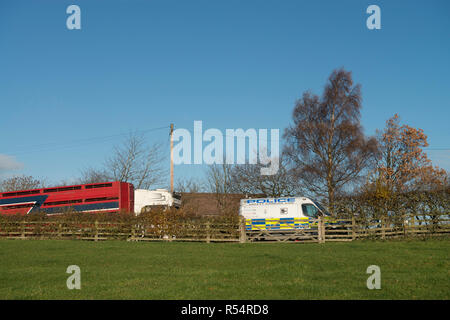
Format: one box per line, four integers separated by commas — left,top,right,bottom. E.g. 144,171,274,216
0,181,134,215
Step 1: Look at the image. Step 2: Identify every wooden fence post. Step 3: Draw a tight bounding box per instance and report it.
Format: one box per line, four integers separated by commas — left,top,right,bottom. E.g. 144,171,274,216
317,217,321,243
239,217,247,243
21,220,26,240
322,216,326,243
351,216,356,241
131,223,136,241
58,223,62,239
95,220,99,242
206,221,211,243
318,216,325,244
381,217,386,240
403,215,407,238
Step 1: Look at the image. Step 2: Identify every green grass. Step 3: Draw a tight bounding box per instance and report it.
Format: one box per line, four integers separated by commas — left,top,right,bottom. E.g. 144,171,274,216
0,239,448,299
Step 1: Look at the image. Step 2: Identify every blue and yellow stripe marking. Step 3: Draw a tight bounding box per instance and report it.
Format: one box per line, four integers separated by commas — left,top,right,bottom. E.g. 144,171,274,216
245,217,339,231
245,217,311,231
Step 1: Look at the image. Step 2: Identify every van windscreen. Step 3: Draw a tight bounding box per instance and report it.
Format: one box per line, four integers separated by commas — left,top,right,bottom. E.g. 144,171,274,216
312,200,331,216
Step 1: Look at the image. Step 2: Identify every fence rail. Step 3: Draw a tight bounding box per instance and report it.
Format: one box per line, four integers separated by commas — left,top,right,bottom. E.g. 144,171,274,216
0,213,449,243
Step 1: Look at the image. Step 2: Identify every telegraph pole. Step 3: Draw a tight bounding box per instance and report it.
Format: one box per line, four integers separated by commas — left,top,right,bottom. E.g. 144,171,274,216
170,123,174,194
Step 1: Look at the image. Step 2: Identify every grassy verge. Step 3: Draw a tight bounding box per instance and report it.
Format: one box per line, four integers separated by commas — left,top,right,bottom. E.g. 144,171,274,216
0,239,448,299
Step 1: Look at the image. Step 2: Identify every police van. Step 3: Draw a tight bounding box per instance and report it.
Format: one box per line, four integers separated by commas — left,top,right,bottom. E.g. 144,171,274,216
239,197,331,231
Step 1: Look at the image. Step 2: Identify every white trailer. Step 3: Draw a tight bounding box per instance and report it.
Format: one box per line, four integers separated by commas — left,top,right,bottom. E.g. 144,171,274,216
134,189,181,215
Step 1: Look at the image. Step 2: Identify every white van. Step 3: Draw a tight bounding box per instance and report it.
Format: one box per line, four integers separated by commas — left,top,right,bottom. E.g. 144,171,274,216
239,196,331,231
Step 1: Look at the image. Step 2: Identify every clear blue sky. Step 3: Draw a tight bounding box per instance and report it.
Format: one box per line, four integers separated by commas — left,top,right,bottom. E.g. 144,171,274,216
1,0,449,188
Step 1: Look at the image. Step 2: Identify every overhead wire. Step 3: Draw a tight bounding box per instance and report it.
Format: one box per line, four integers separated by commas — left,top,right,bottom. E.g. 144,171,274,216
4,125,169,156
3,123,448,157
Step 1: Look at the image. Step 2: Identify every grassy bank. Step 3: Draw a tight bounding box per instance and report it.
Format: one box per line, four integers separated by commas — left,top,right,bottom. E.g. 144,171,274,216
0,239,448,299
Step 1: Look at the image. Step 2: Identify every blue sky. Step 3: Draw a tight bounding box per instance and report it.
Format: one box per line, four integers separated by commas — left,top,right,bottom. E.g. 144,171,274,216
1,0,449,188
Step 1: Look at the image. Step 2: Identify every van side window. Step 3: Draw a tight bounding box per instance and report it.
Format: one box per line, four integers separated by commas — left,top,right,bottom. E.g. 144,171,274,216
302,204,319,218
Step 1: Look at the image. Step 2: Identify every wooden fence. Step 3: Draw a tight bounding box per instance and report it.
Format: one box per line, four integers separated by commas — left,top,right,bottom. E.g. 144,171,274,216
0,219,240,243
0,214,449,243
243,214,450,242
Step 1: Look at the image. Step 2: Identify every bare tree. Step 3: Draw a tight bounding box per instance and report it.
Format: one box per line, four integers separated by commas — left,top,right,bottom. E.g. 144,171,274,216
175,177,206,193
79,167,111,184
79,133,167,189
206,163,236,214
284,68,379,208
229,154,300,197
0,175,45,192
174,177,206,215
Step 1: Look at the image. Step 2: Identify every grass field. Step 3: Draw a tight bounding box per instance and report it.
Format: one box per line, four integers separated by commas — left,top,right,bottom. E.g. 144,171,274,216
0,239,448,299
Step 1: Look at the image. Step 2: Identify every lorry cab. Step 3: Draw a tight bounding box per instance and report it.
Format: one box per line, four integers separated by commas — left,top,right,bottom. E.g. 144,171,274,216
134,189,182,215
239,196,330,231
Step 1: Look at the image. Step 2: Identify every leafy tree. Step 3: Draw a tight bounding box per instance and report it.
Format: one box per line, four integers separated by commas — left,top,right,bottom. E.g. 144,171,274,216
368,114,447,194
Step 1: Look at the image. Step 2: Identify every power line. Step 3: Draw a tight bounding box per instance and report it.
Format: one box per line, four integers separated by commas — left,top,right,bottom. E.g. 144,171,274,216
3,124,449,156
5,125,169,156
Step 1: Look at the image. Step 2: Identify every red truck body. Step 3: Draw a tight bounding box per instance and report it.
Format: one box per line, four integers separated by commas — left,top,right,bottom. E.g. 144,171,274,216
0,181,134,215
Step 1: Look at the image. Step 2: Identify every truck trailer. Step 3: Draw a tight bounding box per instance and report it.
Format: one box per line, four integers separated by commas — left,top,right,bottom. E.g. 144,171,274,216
0,181,179,216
